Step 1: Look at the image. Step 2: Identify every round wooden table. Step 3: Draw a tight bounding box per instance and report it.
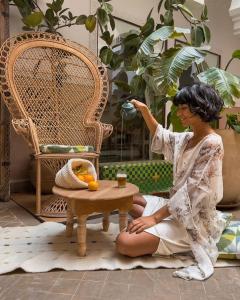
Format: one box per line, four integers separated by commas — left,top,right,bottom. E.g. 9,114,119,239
52,180,139,256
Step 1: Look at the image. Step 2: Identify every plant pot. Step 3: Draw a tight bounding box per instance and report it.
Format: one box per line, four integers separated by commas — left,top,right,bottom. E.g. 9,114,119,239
216,129,240,208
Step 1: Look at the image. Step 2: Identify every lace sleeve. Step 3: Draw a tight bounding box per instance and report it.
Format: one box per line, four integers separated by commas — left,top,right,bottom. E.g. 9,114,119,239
151,124,178,162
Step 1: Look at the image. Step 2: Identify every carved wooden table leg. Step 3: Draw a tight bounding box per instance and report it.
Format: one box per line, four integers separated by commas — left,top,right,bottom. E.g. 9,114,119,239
52,181,139,256
119,210,128,232
66,200,74,237
102,212,110,232
77,214,88,256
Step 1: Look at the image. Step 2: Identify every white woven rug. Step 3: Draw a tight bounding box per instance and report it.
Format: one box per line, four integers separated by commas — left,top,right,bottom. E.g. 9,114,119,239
0,222,239,274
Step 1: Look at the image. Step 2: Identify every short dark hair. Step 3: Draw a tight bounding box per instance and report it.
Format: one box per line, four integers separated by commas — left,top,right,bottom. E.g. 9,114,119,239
173,83,224,122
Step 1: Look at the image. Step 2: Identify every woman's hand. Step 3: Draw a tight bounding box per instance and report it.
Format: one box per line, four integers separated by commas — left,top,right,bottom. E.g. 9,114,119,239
127,216,157,234
130,99,158,136
130,99,147,113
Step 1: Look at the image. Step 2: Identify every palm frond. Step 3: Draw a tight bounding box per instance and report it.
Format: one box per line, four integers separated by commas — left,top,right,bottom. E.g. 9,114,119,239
198,67,240,107
149,46,205,95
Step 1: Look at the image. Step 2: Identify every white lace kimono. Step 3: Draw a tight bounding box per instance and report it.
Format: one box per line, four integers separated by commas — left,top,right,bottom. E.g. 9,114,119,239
149,124,225,280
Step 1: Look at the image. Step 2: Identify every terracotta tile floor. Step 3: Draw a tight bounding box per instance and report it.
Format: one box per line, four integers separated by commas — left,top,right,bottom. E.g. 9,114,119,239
0,199,240,300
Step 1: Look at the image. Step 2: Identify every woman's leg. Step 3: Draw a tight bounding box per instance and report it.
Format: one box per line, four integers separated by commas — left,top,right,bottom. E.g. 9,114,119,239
129,194,147,219
116,230,159,257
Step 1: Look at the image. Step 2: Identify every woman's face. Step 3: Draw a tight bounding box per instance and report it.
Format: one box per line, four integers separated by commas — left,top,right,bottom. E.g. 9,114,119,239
176,104,199,127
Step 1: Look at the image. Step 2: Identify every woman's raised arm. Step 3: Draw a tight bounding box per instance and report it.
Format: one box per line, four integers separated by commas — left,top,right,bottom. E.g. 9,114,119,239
131,100,158,136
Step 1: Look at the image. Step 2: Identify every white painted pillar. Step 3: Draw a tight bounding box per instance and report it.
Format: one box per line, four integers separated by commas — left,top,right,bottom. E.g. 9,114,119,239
229,0,240,36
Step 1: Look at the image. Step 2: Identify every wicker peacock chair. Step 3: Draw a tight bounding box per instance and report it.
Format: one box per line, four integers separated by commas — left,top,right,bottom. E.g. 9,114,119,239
0,32,113,217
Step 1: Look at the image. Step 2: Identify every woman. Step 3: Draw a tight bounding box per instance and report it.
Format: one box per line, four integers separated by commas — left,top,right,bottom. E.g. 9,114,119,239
116,83,226,280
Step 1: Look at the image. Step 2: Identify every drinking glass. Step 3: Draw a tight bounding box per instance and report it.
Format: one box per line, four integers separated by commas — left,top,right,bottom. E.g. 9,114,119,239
116,170,127,188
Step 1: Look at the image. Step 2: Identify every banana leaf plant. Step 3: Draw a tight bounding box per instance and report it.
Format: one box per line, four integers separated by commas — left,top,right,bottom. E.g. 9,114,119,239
97,0,240,132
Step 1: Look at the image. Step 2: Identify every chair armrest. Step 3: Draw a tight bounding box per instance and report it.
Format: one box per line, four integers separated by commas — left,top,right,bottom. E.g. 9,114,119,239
101,123,113,140
12,118,40,155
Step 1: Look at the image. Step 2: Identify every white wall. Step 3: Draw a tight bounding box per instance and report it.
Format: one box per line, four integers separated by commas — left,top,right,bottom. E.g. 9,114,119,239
206,0,240,75
111,0,156,24
8,0,240,186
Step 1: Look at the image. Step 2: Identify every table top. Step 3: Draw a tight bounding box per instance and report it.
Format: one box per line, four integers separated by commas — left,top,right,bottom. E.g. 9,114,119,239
52,180,139,201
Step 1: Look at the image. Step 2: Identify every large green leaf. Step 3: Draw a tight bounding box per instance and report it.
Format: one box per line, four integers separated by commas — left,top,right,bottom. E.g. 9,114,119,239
109,14,115,30
100,31,114,45
191,26,205,47
85,15,97,32
76,15,87,25
141,17,155,37
52,0,64,13
22,12,44,27
99,46,113,65
122,34,141,56
110,53,123,70
163,10,173,26
150,46,205,95
97,8,109,27
138,26,173,55
45,9,58,27
198,67,240,107
139,26,190,56
232,50,240,59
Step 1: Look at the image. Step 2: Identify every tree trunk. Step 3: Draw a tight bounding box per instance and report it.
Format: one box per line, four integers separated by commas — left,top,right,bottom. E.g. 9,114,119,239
0,0,10,201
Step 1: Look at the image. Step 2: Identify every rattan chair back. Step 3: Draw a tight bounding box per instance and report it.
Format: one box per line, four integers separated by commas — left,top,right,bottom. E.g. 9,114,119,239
0,32,109,153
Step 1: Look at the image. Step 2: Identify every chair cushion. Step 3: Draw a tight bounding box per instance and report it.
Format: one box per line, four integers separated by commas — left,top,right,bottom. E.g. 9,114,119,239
217,220,240,259
40,144,94,154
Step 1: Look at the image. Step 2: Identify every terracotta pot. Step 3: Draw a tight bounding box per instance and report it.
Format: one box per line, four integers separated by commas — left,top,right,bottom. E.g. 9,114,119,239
216,129,240,207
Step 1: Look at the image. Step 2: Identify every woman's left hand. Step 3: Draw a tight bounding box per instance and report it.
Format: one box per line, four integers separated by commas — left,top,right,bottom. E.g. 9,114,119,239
127,216,157,234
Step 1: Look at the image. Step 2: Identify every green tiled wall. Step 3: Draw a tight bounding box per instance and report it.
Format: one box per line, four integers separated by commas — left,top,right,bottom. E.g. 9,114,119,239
99,160,173,194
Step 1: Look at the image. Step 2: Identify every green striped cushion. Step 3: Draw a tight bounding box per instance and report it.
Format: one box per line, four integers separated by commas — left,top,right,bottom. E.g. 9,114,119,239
40,144,94,154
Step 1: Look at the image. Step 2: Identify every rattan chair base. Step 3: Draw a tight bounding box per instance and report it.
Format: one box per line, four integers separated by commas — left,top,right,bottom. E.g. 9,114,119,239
41,195,67,218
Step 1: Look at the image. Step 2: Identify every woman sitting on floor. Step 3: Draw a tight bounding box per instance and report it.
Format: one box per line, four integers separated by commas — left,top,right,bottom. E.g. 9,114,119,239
116,82,226,281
